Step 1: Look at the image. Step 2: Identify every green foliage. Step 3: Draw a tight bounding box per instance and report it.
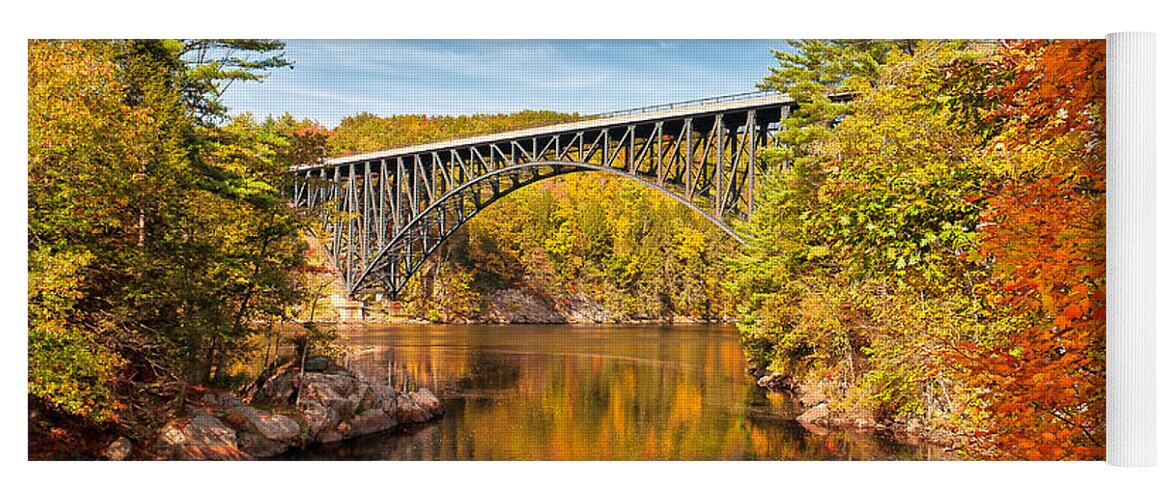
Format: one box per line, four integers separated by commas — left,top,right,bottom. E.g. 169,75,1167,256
179,40,292,123
28,39,308,426
28,248,121,421
732,41,1003,427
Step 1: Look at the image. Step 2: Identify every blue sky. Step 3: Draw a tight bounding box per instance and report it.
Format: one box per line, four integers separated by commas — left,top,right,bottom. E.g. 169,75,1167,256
220,40,793,128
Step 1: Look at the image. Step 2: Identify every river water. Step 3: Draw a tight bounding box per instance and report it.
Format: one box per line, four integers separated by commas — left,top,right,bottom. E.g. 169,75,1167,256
285,323,946,460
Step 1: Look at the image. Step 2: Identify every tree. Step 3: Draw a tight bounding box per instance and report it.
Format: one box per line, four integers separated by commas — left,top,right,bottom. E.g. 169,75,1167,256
947,40,1106,460
28,39,305,428
178,39,292,124
730,40,1001,428
28,40,147,421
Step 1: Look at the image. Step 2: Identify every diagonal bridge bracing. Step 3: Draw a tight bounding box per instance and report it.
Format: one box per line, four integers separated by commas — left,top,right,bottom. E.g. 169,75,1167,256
289,91,816,298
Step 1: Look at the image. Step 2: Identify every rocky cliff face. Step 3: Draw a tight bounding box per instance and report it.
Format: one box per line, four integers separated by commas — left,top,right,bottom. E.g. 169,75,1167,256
150,365,444,460
478,288,724,324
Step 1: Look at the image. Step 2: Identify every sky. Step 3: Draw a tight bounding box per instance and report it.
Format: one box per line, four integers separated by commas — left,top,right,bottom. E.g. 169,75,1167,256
220,40,793,128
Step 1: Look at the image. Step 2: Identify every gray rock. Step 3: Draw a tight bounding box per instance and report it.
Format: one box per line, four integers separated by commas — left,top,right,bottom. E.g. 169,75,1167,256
300,372,362,419
155,411,250,460
350,409,397,436
485,289,567,324
299,400,335,439
396,388,445,423
239,406,300,442
250,370,299,407
243,364,444,450
796,403,831,424
304,355,330,372
757,372,795,391
104,436,132,461
849,408,877,429
235,429,289,458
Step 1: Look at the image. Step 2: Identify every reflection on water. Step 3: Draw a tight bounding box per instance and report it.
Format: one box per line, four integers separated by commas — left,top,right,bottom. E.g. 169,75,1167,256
285,324,946,460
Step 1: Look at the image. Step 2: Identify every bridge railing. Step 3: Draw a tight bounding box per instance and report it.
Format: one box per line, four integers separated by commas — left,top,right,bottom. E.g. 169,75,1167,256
595,90,776,118
323,90,783,165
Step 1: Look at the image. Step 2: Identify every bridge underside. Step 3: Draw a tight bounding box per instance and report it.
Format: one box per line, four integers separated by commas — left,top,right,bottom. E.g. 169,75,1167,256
290,96,795,297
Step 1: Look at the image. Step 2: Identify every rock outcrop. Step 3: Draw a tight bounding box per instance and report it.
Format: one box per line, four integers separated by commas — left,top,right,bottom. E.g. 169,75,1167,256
484,289,567,324
150,364,444,460
154,410,252,460
251,367,444,445
796,403,831,424
482,288,617,324
756,372,796,392
103,436,132,461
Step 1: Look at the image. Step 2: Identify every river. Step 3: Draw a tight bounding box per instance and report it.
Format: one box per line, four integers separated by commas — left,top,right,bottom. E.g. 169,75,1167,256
283,323,947,460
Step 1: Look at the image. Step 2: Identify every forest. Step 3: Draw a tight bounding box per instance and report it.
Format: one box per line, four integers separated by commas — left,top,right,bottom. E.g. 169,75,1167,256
28,39,1104,460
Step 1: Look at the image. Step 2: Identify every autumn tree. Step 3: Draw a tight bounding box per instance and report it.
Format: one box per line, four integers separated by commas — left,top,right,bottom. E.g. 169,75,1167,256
28,39,306,429
731,41,1008,431
946,40,1107,460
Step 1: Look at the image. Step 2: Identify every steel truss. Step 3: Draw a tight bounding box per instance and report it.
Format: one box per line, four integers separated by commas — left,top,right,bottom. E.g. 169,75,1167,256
290,93,800,297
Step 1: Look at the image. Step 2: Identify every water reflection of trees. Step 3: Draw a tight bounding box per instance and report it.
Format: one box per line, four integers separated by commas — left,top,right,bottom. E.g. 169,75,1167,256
300,325,942,460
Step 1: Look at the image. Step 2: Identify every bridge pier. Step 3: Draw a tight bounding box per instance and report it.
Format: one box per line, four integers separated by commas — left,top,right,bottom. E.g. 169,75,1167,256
330,293,365,323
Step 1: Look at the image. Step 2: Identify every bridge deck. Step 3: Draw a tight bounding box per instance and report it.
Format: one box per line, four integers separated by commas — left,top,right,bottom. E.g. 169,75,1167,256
290,92,797,172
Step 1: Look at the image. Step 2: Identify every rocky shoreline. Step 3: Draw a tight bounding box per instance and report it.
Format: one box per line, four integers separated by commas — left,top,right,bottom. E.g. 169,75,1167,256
364,286,734,325
105,360,444,460
748,367,969,451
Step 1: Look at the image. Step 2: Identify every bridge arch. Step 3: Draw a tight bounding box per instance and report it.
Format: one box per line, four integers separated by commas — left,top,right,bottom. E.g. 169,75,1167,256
289,92,810,296
349,160,747,295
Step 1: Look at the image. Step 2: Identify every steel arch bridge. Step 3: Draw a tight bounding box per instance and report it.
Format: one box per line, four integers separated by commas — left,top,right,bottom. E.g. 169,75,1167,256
289,91,814,298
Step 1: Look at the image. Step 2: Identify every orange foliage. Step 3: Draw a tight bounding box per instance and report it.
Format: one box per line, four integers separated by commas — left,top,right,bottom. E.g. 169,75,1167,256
956,40,1106,460
288,123,331,165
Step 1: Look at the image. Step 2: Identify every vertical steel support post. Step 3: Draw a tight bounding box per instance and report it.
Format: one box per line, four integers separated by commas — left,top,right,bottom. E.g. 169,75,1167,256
715,114,725,217
746,109,757,216
684,118,694,198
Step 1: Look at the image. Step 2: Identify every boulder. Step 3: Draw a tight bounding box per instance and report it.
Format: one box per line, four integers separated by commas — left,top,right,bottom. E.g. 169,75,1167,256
796,403,831,424
350,408,397,436
299,399,337,440
155,411,250,460
190,391,303,459
235,429,290,459
239,406,300,443
104,436,132,461
250,369,299,407
304,355,330,372
756,372,795,392
396,388,444,423
402,388,440,423
317,422,347,444
145,363,449,460
199,391,245,408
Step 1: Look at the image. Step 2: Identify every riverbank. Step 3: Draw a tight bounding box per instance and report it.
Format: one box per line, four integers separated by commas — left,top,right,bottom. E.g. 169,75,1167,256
356,286,736,325
748,367,975,455
31,359,444,461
